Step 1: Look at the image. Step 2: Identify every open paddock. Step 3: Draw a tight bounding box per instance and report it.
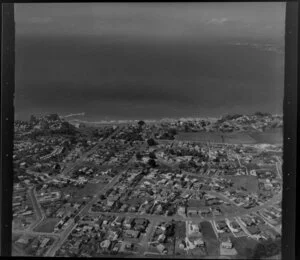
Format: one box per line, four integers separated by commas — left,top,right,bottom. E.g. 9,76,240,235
200,221,220,256
33,218,59,233
175,129,282,145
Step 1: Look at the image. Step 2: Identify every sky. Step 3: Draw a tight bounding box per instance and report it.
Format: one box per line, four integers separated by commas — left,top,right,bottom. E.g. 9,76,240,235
15,3,285,40
14,3,286,120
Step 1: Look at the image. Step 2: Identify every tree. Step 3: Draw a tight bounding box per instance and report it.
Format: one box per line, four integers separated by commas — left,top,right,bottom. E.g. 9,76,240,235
179,162,186,170
92,129,100,137
29,115,37,124
168,128,177,135
184,125,189,132
149,151,156,159
136,152,143,160
147,138,157,146
46,113,60,121
138,120,145,127
244,248,253,258
148,159,157,168
253,243,267,259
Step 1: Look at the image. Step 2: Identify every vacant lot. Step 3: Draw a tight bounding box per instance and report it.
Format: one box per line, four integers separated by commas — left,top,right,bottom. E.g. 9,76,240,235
249,129,282,144
79,182,107,196
12,244,29,257
34,218,59,233
61,182,106,200
175,129,282,145
231,237,259,258
223,133,256,144
224,175,258,193
175,132,223,143
200,221,219,256
188,199,206,208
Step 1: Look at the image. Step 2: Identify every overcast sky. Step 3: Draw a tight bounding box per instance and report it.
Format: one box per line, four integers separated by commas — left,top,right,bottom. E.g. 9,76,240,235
15,3,285,41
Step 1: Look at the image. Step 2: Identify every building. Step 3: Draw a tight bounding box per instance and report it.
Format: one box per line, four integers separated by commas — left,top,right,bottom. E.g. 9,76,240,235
194,238,205,247
124,230,140,239
114,216,125,226
15,236,31,247
134,218,149,231
188,222,201,236
187,207,198,217
221,238,233,249
40,238,50,248
156,244,167,254
100,240,111,250
158,234,166,243
123,217,134,229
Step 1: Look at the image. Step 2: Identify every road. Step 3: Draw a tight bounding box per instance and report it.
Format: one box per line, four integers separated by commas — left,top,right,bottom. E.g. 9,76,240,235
88,192,281,223
45,127,148,256
14,126,282,257
60,126,124,176
13,127,125,255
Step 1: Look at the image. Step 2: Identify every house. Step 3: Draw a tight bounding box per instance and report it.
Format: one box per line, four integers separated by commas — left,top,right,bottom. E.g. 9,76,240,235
187,207,198,217
177,206,186,216
188,222,200,236
247,225,260,235
216,221,228,233
124,229,140,239
21,210,33,216
156,244,167,254
114,216,124,226
221,238,233,249
158,234,166,243
15,236,30,247
206,198,221,206
134,218,149,231
226,220,240,233
40,238,50,248
100,240,111,249
119,204,129,212
194,238,205,247
119,242,134,252
240,217,253,227
200,208,211,216
212,207,222,216
31,239,39,249
123,217,134,229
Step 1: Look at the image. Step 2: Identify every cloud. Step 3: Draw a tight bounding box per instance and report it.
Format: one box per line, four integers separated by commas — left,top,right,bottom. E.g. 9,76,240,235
29,17,52,24
207,17,229,25
62,112,85,118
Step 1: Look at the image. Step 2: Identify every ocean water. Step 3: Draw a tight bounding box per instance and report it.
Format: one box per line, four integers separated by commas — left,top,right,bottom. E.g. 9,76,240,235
15,35,284,121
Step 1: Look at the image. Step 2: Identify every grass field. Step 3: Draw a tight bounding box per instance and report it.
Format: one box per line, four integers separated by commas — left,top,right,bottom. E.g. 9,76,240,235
34,218,59,233
11,234,31,256
225,175,259,193
61,182,106,200
175,132,223,143
200,221,219,256
188,199,206,208
12,244,29,257
175,129,282,145
79,182,107,196
249,129,282,144
223,133,256,144
230,236,259,258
